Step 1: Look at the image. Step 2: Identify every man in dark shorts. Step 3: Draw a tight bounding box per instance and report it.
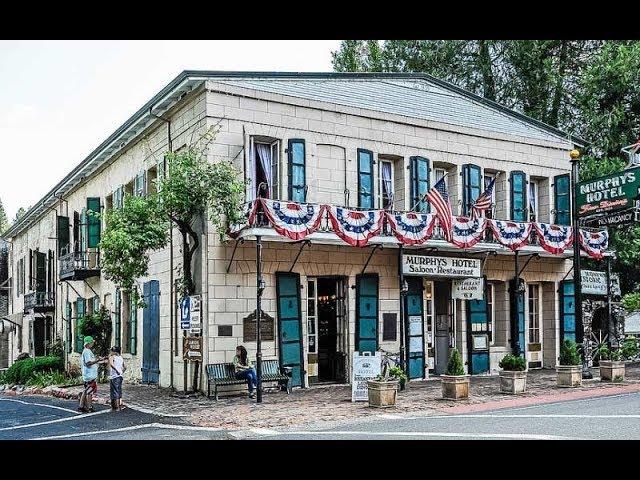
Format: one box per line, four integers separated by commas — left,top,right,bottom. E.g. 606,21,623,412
108,346,126,411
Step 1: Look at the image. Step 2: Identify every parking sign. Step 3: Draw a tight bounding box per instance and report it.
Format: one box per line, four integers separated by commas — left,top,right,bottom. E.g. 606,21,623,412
180,296,191,330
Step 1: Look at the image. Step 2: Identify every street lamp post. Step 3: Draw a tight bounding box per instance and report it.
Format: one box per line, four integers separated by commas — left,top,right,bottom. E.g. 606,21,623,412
570,149,592,379
256,235,265,403
398,244,408,375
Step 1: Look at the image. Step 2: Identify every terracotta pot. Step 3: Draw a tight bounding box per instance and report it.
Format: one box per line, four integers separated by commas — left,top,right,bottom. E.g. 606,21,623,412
441,375,470,400
599,360,625,382
367,380,399,408
556,365,582,387
499,370,527,394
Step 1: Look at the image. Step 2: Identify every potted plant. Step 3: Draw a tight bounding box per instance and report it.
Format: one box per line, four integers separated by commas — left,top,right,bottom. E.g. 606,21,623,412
598,345,624,382
498,354,527,394
556,339,582,387
441,349,470,400
367,362,406,408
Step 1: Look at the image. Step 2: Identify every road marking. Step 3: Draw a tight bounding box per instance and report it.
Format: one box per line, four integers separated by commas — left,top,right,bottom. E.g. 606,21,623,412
0,409,109,431
124,403,190,418
430,414,640,419
248,430,573,440
31,422,225,440
0,398,80,415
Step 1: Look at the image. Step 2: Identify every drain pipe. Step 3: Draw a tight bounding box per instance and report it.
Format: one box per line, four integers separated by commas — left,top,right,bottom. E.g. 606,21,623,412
150,108,174,389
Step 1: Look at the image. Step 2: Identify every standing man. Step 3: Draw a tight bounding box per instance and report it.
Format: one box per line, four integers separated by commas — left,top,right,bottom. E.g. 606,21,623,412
78,336,106,413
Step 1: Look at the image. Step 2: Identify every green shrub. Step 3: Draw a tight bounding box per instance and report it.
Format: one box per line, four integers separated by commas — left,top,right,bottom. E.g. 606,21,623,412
559,340,582,366
26,371,69,388
621,337,639,360
445,348,465,376
3,356,64,385
599,344,611,360
499,354,526,371
388,366,408,383
47,339,65,359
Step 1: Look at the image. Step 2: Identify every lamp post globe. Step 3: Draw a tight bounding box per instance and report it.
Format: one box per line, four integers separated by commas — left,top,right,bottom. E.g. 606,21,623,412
570,149,581,161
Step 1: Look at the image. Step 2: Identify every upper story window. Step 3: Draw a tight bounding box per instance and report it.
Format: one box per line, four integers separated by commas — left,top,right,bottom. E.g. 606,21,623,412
247,136,281,201
483,173,496,219
462,164,482,217
554,174,571,225
86,197,101,249
134,170,146,197
410,156,429,213
57,215,70,255
510,171,527,221
16,257,24,296
528,179,539,222
288,139,306,202
379,159,395,210
357,149,374,209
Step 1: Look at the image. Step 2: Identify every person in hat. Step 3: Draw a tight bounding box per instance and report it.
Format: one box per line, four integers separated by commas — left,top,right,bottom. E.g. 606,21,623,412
78,336,107,413
108,346,126,411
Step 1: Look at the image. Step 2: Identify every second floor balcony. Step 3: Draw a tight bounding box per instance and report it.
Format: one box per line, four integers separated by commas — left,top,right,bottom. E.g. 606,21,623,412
24,291,55,313
59,250,101,281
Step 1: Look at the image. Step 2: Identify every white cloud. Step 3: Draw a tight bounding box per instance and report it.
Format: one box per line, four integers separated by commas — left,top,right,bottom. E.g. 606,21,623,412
0,40,341,220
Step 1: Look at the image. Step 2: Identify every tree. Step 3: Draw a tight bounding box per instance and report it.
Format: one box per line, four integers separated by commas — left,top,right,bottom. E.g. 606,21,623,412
0,197,8,234
13,207,27,223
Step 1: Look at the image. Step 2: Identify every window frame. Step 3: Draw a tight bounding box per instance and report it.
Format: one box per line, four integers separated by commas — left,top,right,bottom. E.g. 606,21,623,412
357,149,374,209
528,179,539,222
306,278,318,354
287,139,306,202
462,164,483,217
378,158,395,210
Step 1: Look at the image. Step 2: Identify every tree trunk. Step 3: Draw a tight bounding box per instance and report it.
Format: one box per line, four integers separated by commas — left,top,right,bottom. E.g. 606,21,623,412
477,40,497,101
549,40,569,127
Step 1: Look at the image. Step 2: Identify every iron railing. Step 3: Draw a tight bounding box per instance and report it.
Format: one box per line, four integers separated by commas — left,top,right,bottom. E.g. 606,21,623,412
24,291,55,311
59,250,100,278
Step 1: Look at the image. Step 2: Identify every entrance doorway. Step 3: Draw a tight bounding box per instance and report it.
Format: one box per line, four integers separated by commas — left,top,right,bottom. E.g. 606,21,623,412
307,277,348,384
434,281,454,375
32,316,52,357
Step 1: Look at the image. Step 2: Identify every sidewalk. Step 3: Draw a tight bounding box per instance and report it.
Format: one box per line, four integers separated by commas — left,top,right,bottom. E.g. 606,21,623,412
122,364,640,429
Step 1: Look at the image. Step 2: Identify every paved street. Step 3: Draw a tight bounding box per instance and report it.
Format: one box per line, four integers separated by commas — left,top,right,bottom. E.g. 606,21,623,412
232,391,640,440
0,396,228,440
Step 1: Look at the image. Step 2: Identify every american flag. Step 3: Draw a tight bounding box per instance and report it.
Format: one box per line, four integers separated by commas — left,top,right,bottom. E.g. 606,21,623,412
425,176,453,241
471,176,496,220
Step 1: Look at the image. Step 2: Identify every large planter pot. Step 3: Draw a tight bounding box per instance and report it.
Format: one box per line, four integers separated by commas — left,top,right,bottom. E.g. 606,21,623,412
499,370,527,394
441,375,470,400
556,365,582,387
600,360,625,382
367,380,399,408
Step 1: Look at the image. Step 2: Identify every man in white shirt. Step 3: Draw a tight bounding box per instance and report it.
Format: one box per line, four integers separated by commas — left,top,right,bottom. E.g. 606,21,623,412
78,336,106,413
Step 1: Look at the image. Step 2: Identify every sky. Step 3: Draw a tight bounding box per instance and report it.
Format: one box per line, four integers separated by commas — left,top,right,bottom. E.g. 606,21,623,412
0,40,341,221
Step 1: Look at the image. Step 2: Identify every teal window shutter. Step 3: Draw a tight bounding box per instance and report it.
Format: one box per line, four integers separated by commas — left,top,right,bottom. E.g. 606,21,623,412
510,171,527,221
288,139,306,202
357,149,374,208
75,297,85,353
409,156,430,212
462,164,482,216
134,170,146,197
114,289,121,349
86,198,101,248
130,295,137,355
554,174,571,225
93,295,100,313
66,301,72,353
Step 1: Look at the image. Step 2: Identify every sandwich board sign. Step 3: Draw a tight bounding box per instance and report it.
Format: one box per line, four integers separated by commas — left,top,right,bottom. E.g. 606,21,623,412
351,352,381,402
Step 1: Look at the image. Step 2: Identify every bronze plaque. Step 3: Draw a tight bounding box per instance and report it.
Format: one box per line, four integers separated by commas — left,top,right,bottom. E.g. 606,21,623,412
243,310,275,342
183,336,203,362
528,342,542,352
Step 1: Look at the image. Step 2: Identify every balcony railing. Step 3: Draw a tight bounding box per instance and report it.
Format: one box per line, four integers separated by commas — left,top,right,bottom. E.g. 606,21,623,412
24,291,55,313
59,250,101,281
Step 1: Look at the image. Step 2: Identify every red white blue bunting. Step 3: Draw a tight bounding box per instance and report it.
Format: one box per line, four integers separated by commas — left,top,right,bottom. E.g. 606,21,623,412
385,212,436,246
228,200,259,237
489,220,532,251
579,229,609,260
327,206,384,247
450,216,487,248
533,223,574,255
260,199,326,241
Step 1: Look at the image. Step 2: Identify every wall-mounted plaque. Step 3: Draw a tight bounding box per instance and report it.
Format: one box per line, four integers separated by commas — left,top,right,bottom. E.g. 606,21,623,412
243,310,275,342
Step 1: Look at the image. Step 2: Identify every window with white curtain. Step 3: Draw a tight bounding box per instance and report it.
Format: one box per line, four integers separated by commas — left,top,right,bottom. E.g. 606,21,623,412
379,159,394,210
248,136,281,200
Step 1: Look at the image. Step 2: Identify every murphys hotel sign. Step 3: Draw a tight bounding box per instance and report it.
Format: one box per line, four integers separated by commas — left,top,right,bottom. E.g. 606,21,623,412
577,167,640,217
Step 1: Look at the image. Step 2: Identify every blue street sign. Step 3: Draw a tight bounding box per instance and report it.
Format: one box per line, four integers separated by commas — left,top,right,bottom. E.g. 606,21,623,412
180,296,191,330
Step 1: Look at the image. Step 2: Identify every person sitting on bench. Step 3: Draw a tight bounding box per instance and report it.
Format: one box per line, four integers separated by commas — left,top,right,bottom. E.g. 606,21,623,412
233,345,257,399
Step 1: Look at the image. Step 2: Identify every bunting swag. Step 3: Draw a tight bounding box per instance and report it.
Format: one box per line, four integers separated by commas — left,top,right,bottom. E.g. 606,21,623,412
579,229,609,260
328,206,384,247
489,220,532,250
228,200,259,237
450,216,487,248
260,199,326,241
534,223,574,255
385,212,436,245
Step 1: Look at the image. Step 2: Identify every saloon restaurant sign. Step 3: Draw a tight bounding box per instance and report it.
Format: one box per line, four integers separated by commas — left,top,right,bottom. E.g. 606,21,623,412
402,255,481,278
577,167,640,217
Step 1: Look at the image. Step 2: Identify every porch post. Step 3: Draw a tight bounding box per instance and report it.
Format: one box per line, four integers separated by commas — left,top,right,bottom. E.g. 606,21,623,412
511,250,520,356
398,245,405,371
606,255,613,350
256,235,264,403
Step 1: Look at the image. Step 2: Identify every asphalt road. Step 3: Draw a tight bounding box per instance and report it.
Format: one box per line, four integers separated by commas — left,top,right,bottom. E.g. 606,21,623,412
0,396,228,440
3,392,640,440
233,391,640,440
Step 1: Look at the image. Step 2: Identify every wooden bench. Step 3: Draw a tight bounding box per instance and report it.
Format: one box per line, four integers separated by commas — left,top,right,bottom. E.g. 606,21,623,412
206,359,292,400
